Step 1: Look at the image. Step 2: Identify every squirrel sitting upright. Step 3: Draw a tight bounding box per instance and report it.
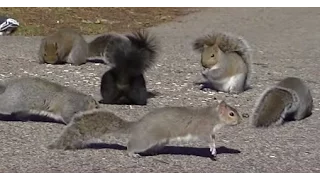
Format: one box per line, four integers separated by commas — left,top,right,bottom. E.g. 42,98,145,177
48,100,242,159
98,30,159,105
192,31,253,94
0,77,99,124
250,77,313,127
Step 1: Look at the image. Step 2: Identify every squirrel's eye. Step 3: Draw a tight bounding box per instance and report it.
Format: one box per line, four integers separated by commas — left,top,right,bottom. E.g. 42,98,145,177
211,54,215,57
229,112,234,117
44,53,47,56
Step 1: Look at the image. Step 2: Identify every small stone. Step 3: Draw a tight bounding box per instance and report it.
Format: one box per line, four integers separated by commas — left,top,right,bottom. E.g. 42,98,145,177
242,113,250,118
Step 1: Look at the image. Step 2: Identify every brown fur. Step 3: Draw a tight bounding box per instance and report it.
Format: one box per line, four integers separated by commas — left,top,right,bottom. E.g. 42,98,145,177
38,28,88,65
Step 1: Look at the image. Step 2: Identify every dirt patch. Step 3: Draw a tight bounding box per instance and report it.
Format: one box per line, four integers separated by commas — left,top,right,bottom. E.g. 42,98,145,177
0,7,200,36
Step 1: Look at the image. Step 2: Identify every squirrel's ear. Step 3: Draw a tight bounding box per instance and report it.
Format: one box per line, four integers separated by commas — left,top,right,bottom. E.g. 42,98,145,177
212,45,223,56
211,43,220,51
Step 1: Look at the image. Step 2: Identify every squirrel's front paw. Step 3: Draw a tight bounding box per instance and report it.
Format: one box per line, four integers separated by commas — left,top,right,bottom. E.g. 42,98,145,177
201,69,209,78
209,146,217,161
210,147,217,156
127,152,141,158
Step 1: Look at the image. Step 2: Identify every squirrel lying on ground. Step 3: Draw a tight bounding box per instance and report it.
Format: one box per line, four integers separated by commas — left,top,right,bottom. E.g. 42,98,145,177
0,77,99,124
48,100,242,159
250,77,313,127
38,28,122,65
193,31,253,94
39,28,158,105
38,28,90,65
98,30,159,105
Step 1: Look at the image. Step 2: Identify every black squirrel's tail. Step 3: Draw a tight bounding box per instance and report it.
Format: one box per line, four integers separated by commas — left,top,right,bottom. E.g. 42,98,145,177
106,30,159,76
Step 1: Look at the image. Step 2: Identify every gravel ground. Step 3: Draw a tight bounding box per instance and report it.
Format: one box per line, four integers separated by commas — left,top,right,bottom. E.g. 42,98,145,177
0,7,320,173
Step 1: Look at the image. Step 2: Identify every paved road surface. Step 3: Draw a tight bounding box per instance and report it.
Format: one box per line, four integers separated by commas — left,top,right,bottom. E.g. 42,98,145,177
0,7,319,172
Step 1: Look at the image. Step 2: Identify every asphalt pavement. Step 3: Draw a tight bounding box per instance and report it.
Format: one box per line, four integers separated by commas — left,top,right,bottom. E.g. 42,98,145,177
0,7,319,172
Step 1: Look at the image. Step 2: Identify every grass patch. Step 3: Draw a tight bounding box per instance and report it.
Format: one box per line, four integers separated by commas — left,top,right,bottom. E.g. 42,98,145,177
0,7,198,36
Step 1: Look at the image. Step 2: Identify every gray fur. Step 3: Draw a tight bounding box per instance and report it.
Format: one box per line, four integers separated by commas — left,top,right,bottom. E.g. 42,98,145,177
13,110,66,124
277,77,313,120
250,77,313,127
193,31,253,88
126,101,241,157
200,51,248,94
0,77,99,124
48,101,242,158
87,33,128,64
202,60,227,80
38,28,88,65
48,109,133,150
66,34,88,65
87,30,159,67
126,106,222,156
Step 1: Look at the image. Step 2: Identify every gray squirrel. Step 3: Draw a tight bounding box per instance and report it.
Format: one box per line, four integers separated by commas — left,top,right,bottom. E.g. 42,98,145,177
192,31,253,94
39,29,158,105
38,28,117,65
0,77,99,124
38,28,90,65
98,30,159,105
48,100,242,159
250,77,313,127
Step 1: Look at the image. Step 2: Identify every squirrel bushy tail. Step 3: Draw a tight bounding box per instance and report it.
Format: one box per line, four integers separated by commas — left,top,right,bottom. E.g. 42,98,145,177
48,109,132,150
11,110,66,124
192,31,253,88
87,33,116,61
250,86,299,127
99,30,159,105
106,30,159,76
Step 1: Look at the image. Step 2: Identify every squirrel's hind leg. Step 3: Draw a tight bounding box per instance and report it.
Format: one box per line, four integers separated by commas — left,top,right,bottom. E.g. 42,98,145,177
126,135,168,158
47,125,86,150
226,74,246,94
99,71,122,104
127,75,148,105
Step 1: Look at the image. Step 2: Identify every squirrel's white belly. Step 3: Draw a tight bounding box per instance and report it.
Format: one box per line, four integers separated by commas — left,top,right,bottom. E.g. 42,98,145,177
169,134,199,143
222,74,245,92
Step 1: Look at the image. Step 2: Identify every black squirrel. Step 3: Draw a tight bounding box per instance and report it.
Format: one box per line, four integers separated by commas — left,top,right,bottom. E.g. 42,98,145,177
98,30,159,105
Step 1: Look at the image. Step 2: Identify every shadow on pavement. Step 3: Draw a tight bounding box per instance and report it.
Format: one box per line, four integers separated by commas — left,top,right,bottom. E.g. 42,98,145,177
85,142,241,158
